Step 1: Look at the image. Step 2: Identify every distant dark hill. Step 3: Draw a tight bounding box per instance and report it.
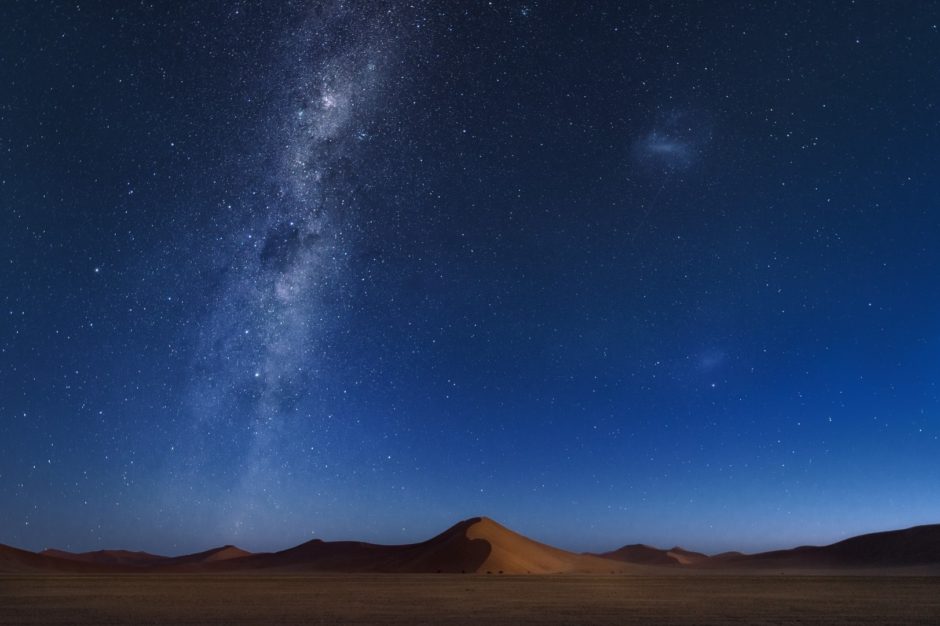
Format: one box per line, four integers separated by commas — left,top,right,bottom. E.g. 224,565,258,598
0,544,114,573
31,545,251,572
224,517,630,574
596,544,708,567
39,548,167,567
706,524,940,569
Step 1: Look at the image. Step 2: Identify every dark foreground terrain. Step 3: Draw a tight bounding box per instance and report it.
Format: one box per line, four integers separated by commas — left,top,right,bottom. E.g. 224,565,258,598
1,574,939,625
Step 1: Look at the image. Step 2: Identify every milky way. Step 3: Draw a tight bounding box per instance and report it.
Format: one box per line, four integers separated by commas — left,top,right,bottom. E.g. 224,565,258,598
176,3,418,535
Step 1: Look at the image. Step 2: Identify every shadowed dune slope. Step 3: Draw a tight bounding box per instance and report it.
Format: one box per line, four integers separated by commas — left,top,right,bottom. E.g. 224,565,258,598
707,524,940,569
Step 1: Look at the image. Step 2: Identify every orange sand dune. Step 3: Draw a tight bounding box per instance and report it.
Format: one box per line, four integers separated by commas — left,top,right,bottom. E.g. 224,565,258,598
463,517,630,574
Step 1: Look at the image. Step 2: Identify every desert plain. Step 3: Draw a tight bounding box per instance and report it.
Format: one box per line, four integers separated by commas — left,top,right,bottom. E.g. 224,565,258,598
2,573,940,625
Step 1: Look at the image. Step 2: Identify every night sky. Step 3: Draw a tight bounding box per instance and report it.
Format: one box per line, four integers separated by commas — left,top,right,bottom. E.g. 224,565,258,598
2,1,939,556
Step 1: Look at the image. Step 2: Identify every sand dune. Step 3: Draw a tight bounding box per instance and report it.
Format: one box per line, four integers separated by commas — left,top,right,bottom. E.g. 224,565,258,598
39,548,167,567
159,545,252,568
597,524,940,571
597,544,708,566
668,547,710,565
0,544,113,573
223,517,633,574
461,517,628,574
6,518,631,574
6,519,940,574
707,524,940,570
25,545,251,572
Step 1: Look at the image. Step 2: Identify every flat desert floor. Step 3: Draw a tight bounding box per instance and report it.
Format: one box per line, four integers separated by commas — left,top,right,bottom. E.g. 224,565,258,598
1,574,939,625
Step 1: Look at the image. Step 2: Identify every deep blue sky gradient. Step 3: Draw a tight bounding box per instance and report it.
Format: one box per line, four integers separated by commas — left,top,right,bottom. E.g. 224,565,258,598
1,1,939,555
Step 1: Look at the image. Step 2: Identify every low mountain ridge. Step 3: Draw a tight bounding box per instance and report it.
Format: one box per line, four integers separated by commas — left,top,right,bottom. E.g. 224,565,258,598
39,548,167,567
710,524,940,570
6,519,940,574
0,544,115,573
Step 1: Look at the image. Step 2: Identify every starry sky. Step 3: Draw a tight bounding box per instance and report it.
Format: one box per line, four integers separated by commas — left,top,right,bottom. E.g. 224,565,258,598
2,1,939,556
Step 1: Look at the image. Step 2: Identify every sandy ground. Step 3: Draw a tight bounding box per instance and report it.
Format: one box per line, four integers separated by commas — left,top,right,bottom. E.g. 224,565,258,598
1,574,939,625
